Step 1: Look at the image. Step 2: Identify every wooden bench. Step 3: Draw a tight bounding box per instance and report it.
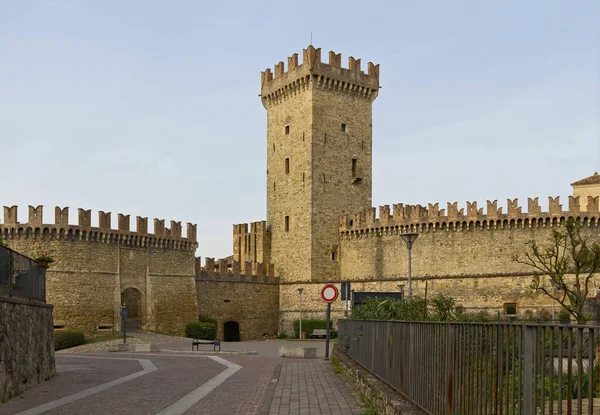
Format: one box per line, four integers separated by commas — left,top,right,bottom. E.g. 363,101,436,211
308,329,334,339
192,338,221,351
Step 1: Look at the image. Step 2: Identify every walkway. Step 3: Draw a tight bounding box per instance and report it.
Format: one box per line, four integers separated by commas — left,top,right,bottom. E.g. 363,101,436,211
267,361,363,415
2,335,365,415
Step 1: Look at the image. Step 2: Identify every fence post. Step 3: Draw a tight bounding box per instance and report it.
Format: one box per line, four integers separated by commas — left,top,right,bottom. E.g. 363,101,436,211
446,324,455,415
523,325,534,414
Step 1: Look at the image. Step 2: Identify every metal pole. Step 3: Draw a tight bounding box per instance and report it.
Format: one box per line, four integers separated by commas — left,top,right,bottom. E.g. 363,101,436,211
299,290,303,339
325,302,331,360
551,282,556,320
408,245,412,297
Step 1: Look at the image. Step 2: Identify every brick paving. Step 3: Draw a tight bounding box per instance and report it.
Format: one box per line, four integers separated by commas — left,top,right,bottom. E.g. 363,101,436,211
268,361,364,415
1,336,364,415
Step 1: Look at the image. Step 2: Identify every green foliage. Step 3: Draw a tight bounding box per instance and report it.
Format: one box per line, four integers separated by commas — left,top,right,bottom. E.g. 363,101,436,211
276,331,289,339
198,314,217,325
330,355,344,375
430,294,456,321
185,321,216,340
0,237,8,248
558,308,571,323
512,217,600,325
54,330,85,350
351,297,427,321
293,319,335,338
351,294,499,323
33,251,55,264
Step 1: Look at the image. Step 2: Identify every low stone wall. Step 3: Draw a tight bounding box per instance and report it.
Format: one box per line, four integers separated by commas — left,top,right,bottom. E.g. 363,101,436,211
332,347,424,415
0,296,55,402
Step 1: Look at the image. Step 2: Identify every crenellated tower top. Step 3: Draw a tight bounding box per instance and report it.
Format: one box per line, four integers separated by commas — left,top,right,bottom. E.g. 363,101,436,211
260,45,380,108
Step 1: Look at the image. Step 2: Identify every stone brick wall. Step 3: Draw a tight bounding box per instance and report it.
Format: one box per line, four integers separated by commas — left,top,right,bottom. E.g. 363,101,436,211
195,274,279,340
0,296,55,403
0,206,198,336
262,45,379,283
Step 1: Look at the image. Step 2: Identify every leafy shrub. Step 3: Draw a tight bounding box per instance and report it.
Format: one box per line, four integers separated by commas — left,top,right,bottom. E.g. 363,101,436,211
293,319,336,338
198,314,217,325
54,330,85,350
186,322,216,340
277,331,289,339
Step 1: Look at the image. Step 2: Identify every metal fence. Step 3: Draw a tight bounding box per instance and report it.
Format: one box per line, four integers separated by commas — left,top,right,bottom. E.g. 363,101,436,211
338,319,600,414
0,244,46,302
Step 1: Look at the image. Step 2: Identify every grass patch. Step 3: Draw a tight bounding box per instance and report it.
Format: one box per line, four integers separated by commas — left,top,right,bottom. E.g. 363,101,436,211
83,335,134,345
330,355,344,375
361,395,377,415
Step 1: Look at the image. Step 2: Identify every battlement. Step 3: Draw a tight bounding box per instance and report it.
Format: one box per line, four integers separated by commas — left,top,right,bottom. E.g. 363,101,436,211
1,205,198,250
340,196,600,236
195,257,278,284
260,45,380,108
233,220,271,268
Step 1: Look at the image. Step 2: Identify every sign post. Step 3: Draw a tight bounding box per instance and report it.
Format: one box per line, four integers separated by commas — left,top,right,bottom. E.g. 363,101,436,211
121,304,128,344
321,284,339,360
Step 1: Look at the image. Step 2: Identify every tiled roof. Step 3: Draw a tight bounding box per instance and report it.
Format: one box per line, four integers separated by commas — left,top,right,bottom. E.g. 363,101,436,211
571,172,600,186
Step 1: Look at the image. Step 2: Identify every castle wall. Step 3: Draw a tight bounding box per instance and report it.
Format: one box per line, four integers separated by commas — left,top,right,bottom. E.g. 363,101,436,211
0,206,198,336
195,272,279,340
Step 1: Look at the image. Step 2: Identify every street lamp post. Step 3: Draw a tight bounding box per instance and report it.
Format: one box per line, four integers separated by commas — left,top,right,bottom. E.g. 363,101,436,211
298,288,304,339
400,232,419,297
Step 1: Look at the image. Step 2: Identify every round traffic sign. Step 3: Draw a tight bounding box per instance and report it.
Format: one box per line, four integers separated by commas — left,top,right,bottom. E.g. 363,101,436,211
321,284,339,303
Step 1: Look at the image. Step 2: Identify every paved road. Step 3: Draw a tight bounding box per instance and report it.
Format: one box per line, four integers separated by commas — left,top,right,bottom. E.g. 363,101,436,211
1,346,362,415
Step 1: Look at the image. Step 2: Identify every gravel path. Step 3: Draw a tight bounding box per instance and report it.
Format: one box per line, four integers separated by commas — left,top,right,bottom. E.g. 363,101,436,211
56,331,191,354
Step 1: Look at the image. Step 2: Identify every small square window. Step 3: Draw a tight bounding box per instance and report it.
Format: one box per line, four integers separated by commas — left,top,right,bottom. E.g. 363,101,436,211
285,216,290,232
504,303,517,316
285,157,290,174
341,123,346,132
285,125,290,135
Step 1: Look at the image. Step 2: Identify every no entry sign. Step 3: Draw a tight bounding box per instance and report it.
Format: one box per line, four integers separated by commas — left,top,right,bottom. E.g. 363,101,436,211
321,284,339,303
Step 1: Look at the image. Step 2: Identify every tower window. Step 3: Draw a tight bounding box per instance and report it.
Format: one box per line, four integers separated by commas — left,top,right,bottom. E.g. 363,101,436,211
285,216,290,232
341,123,346,132
285,125,290,135
285,157,290,174
352,158,357,177
331,251,336,261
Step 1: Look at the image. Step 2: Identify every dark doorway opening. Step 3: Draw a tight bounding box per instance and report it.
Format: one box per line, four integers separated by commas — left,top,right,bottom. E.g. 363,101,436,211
224,321,240,342
121,287,143,331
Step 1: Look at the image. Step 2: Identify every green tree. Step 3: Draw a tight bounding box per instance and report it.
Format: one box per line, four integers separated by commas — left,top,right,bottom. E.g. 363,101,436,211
512,218,600,325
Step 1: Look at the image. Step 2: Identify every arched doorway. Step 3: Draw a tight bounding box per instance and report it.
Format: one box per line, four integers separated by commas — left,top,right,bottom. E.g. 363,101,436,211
121,287,143,331
224,321,240,342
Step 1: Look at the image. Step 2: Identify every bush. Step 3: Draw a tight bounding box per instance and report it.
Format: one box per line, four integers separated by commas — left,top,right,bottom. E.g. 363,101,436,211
198,314,217,325
293,319,336,338
186,321,216,340
54,330,85,351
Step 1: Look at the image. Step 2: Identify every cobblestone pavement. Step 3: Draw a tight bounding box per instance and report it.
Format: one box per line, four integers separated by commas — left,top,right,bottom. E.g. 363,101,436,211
268,361,364,415
1,350,364,415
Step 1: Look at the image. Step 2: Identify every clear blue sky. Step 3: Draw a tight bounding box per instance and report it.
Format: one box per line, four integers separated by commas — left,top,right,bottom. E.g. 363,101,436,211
1,1,599,260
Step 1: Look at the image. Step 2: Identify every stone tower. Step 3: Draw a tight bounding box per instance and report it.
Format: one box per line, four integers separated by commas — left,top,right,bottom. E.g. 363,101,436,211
260,45,380,282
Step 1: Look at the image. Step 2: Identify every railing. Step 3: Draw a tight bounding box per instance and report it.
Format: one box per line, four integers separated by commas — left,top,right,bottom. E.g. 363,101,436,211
0,245,46,302
338,319,600,414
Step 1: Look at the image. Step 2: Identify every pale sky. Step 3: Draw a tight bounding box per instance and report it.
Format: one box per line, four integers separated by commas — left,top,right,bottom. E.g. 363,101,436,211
1,1,599,260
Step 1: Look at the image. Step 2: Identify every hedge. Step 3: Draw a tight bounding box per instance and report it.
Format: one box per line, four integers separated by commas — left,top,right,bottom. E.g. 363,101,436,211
54,330,85,351
186,321,217,340
293,319,336,338
198,314,217,325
